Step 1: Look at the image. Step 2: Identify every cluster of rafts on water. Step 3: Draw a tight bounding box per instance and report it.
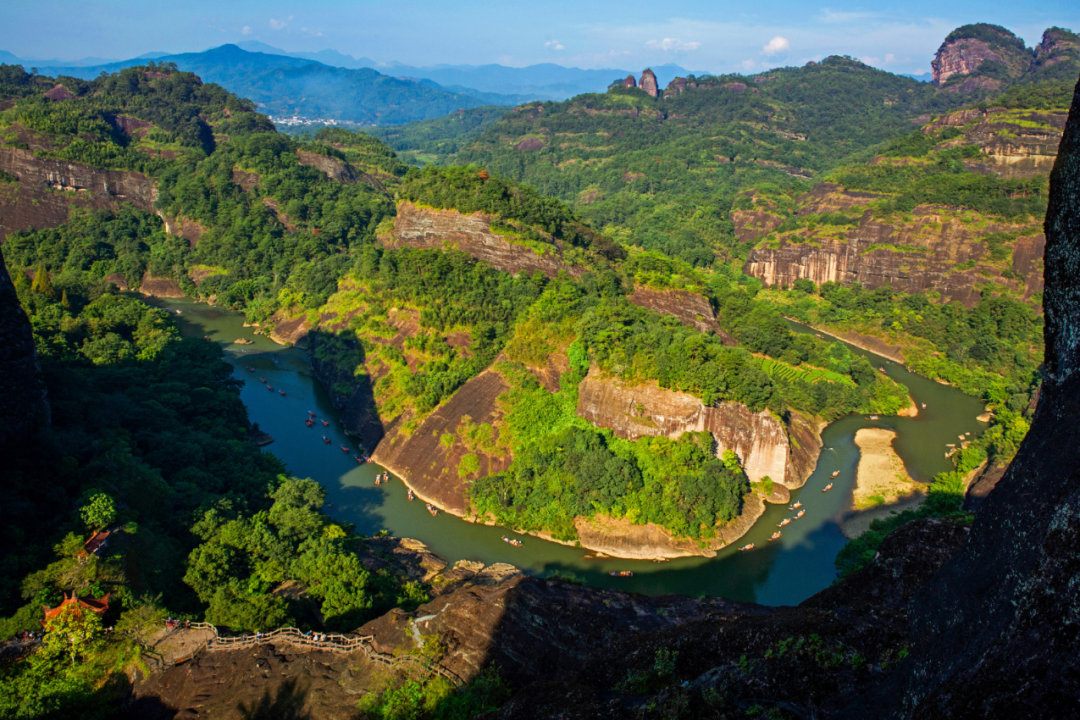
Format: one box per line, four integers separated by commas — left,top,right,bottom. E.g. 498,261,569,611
244,368,443,517
249,367,288,397
737,470,839,551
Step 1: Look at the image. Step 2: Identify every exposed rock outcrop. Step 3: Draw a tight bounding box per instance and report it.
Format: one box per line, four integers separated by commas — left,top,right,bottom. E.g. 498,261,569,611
382,201,586,279
137,272,185,298
575,370,821,488
372,365,512,515
0,249,49,448
639,69,659,98
626,287,736,344
925,107,1068,179
847,73,1080,718
741,183,1047,306
0,147,157,243
156,212,205,247
295,150,357,183
619,74,636,89
931,24,1031,88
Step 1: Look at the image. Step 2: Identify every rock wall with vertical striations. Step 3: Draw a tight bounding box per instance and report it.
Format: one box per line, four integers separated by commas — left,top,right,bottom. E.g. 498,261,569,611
575,369,821,488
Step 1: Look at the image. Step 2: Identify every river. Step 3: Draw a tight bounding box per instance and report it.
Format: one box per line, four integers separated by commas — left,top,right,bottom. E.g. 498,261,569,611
150,298,987,606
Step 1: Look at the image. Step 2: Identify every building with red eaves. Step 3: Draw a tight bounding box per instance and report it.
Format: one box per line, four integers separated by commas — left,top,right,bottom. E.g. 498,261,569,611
80,529,111,557
42,592,110,626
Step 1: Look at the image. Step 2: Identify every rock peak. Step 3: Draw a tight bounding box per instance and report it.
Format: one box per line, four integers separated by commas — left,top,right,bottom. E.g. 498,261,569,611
639,68,659,97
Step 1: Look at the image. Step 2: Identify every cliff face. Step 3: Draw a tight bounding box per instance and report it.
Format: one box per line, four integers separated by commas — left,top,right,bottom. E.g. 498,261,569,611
931,26,1032,88
0,147,156,243
0,249,49,448
383,200,585,279
925,107,1068,179
295,149,357,184
371,365,512,516
741,183,1048,306
639,69,659,98
846,72,1080,719
575,370,821,488
626,287,736,344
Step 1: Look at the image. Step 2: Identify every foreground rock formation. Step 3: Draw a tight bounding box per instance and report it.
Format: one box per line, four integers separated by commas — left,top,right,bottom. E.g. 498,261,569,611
0,252,49,448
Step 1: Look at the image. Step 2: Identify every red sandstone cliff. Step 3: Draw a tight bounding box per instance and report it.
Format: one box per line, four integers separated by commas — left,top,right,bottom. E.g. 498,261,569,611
382,201,587,279
626,287,736,344
0,147,156,243
575,369,821,489
741,181,1050,307
931,26,1031,89
639,69,659,98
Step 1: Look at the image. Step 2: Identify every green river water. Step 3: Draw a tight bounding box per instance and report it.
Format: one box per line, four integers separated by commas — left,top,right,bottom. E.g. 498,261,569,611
152,297,987,606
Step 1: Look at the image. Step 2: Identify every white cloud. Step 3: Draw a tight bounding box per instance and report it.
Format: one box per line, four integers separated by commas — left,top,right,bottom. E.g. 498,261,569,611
241,25,252,35
544,40,565,51
761,36,790,56
302,27,325,37
269,16,292,30
741,59,757,70
646,38,701,52
885,53,896,63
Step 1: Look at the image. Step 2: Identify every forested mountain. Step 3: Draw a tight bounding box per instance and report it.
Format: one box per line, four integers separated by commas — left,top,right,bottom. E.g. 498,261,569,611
12,45,529,124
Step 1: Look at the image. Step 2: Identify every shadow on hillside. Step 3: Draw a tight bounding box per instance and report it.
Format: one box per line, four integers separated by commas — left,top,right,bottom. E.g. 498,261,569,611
307,328,385,452
238,678,312,720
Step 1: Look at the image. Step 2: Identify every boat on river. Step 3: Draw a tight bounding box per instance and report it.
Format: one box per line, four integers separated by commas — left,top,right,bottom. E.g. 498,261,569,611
739,543,755,551
609,571,633,577
869,415,879,420
426,504,438,517
823,483,834,492
769,531,782,541
322,436,330,444
831,471,840,479
322,420,329,426
375,476,381,486
502,536,522,547
778,518,791,528
795,509,805,519
340,445,349,453
260,378,265,383
279,390,286,396
407,489,414,501
267,385,274,391
789,501,802,510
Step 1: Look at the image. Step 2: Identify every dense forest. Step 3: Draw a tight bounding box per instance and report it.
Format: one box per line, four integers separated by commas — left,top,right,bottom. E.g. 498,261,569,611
0,259,431,717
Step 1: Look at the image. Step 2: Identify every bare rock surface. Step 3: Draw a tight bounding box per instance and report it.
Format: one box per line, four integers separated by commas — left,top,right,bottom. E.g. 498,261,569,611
384,201,585,279
626,287,736,344
575,369,820,487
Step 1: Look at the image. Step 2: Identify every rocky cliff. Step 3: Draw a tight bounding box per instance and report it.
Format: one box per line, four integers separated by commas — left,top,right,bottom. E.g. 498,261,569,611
741,182,1048,306
931,24,1032,89
626,287,737,344
0,147,156,243
0,248,49,448
639,69,659,98
382,201,586,279
575,369,820,488
295,149,358,184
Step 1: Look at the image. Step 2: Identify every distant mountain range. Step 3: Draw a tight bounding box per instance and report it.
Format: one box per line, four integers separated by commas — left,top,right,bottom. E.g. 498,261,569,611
1,42,697,106
2,45,541,125
233,41,697,100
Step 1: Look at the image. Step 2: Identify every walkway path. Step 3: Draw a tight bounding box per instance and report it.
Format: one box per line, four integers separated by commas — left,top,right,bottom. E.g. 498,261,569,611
147,623,462,686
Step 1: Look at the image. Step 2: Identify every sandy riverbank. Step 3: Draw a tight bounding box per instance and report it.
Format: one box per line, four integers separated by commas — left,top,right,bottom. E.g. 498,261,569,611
841,428,925,539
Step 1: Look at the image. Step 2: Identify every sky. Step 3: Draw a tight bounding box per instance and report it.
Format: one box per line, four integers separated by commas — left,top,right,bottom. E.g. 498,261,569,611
3,0,1079,76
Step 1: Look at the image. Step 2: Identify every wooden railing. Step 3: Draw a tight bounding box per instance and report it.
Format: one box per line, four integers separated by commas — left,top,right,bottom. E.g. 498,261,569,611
156,623,462,686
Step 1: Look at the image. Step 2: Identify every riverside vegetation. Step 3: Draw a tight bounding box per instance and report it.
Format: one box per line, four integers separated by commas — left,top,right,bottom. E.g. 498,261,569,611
0,21,1072,717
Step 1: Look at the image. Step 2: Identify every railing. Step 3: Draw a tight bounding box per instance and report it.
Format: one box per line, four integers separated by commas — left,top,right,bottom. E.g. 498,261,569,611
155,622,462,686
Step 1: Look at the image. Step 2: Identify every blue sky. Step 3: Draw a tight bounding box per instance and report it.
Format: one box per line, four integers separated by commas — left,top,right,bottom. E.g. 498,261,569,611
3,0,1078,75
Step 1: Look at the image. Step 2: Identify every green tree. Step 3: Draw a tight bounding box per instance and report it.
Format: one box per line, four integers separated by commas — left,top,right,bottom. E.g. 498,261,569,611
30,264,54,298
78,492,116,532
42,604,102,665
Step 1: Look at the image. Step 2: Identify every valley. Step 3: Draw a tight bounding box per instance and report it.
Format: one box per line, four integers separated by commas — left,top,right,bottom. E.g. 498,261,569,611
0,17,1076,719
